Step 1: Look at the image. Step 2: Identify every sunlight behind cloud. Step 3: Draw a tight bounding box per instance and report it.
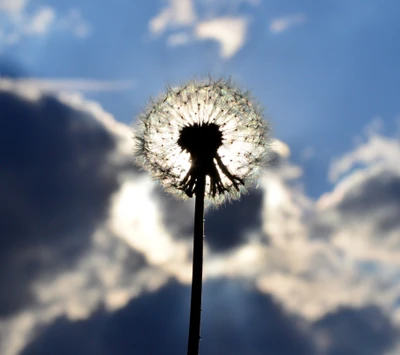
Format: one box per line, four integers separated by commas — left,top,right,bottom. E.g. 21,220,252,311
108,178,193,281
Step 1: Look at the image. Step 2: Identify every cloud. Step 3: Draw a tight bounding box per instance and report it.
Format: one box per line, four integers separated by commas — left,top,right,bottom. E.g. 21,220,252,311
195,17,248,58
0,77,135,94
19,279,317,355
0,5,91,51
0,84,160,355
149,0,196,35
133,119,400,331
0,0,27,13
204,189,264,252
20,280,189,355
153,178,265,253
328,120,400,183
0,6,56,41
18,278,400,355
257,124,400,328
58,8,91,38
300,146,315,161
152,186,195,241
201,279,316,355
314,124,400,259
24,6,54,35
313,306,399,355
0,87,122,316
107,176,193,283
167,32,190,46
1,79,400,355
269,13,307,34
148,0,255,59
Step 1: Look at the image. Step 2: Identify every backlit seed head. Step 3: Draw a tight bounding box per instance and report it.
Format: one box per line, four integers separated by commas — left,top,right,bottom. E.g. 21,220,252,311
134,78,271,204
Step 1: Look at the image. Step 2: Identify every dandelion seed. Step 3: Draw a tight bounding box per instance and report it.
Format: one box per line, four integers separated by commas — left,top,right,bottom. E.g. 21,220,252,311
134,78,270,204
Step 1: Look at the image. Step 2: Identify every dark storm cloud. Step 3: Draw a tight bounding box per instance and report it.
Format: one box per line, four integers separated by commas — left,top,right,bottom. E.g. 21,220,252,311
20,276,400,355
20,278,317,355
151,186,195,240
20,280,189,355
313,305,399,355
154,184,265,253
201,278,315,355
205,189,264,252
0,89,122,316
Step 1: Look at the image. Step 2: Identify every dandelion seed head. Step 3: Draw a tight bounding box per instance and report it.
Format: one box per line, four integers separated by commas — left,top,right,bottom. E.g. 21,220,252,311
134,78,270,204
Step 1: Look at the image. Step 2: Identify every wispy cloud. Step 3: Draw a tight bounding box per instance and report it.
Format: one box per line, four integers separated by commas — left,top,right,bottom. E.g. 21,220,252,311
0,5,91,51
59,8,91,38
0,78,135,93
167,32,190,46
269,13,307,34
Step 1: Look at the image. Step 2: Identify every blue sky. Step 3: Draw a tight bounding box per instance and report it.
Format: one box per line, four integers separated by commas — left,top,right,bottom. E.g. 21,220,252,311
2,0,399,198
1,0,400,354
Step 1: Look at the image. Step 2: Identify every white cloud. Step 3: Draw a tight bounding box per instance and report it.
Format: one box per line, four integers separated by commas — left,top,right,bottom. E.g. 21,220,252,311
195,16,248,58
149,0,196,35
328,124,400,183
255,123,400,324
269,13,307,34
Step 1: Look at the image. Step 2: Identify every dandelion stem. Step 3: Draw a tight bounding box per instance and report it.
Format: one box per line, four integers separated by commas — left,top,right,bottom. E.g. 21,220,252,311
187,174,206,355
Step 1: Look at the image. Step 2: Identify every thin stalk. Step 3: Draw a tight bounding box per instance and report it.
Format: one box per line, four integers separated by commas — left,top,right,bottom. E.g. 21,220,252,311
187,174,206,355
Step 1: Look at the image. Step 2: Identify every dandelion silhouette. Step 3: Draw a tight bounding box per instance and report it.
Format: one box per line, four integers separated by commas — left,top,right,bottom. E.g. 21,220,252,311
134,78,269,355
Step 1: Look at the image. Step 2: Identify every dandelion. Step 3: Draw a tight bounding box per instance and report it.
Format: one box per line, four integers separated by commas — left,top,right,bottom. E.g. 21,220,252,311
135,78,269,204
134,78,270,355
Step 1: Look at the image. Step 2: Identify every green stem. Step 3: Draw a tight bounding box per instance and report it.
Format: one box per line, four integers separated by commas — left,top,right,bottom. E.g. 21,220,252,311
187,175,206,355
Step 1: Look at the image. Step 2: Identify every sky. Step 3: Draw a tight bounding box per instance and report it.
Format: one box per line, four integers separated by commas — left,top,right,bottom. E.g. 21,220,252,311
1,0,400,354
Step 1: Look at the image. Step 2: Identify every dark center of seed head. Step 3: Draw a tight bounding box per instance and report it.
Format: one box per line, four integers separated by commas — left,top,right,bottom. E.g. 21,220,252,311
178,123,223,168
